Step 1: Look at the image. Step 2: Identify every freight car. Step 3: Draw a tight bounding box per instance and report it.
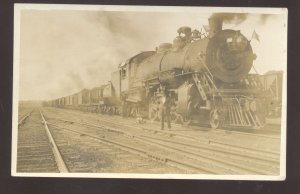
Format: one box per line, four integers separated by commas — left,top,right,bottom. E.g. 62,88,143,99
47,15,269,129
46,82,120,114
77,83,120,114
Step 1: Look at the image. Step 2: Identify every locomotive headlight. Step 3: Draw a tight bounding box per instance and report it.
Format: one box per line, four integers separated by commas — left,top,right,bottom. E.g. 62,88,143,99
235,35,247,50
226,37,233,43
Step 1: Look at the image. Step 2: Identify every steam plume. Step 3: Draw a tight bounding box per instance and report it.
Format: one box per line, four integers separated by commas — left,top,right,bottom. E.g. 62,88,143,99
210,13,248,25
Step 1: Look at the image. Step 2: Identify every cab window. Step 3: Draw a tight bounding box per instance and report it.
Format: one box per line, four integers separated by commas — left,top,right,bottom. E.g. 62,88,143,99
121,67,127,79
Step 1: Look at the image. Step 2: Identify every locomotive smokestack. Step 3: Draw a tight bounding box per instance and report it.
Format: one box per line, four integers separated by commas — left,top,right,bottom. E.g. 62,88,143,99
208,16,223,38
208,13,249,38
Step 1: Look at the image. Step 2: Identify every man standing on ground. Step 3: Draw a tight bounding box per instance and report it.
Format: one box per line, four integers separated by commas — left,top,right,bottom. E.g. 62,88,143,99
160,91,171,130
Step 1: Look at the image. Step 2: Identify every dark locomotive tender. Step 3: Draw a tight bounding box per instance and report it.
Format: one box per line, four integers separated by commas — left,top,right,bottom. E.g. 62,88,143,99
47,16,269,129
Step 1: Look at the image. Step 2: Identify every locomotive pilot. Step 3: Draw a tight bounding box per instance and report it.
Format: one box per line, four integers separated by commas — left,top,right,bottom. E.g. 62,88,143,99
160,91,172,130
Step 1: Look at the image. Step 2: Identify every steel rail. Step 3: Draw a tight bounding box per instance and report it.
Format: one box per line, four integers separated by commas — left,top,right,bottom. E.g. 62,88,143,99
213,127,280,140
93,119,279,161
63,116,279,174
64,114,280,156
49,120,274,175
47,114,279,161
139,135,279,163
47,122,217,174
40,110,69,173
141,124,280,155
47,117,277,175
18,110,33,126
138,136,278,175
49,106,280,141
44,108,280,161
61,108,280,149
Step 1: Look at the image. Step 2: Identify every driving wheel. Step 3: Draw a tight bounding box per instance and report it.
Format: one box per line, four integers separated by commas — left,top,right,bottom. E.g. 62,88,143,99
210,109,222,129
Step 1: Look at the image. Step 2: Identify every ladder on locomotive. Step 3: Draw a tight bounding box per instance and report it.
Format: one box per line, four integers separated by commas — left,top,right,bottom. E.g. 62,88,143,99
192,71,217,101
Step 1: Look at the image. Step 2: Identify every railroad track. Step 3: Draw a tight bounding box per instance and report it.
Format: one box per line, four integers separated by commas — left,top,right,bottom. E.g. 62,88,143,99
51,107,281,138
43,108,280,175
49,106,281,138
18,110,33,127
17,109,65,172
138,136,279,175
51,127,187,173
212,127,280,140
55,114,280,157
17,109,177,173
46,117,214,173
46,107,280,155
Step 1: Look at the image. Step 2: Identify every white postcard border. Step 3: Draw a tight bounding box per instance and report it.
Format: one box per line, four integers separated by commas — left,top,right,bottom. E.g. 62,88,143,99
12,3,288,180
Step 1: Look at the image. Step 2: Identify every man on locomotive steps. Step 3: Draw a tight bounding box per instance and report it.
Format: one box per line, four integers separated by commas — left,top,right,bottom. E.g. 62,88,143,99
160,91,172,130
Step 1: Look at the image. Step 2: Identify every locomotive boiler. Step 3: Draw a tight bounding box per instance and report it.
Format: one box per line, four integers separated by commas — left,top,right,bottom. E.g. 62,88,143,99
113,16,266,129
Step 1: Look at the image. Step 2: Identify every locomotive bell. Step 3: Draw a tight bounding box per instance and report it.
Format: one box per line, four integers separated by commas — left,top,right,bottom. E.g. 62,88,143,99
177,26,192,36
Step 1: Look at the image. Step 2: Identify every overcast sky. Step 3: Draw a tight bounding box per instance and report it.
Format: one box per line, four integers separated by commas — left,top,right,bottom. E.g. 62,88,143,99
18,8,287,100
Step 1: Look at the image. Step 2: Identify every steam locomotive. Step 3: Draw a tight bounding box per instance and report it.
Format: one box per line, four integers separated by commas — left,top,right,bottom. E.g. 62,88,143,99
47,16,267,129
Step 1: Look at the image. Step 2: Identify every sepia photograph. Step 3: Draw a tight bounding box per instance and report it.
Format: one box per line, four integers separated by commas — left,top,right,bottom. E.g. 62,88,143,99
12,4,287,180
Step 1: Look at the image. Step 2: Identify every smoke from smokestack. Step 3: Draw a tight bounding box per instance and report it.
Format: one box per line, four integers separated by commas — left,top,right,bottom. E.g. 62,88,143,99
210,13,249,25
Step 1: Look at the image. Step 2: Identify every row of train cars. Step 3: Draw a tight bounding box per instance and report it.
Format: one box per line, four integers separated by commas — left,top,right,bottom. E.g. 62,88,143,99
43,70,283,119
44,83,121,115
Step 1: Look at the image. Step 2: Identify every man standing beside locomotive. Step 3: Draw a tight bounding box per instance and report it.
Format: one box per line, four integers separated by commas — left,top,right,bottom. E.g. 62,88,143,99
160,91,172,130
